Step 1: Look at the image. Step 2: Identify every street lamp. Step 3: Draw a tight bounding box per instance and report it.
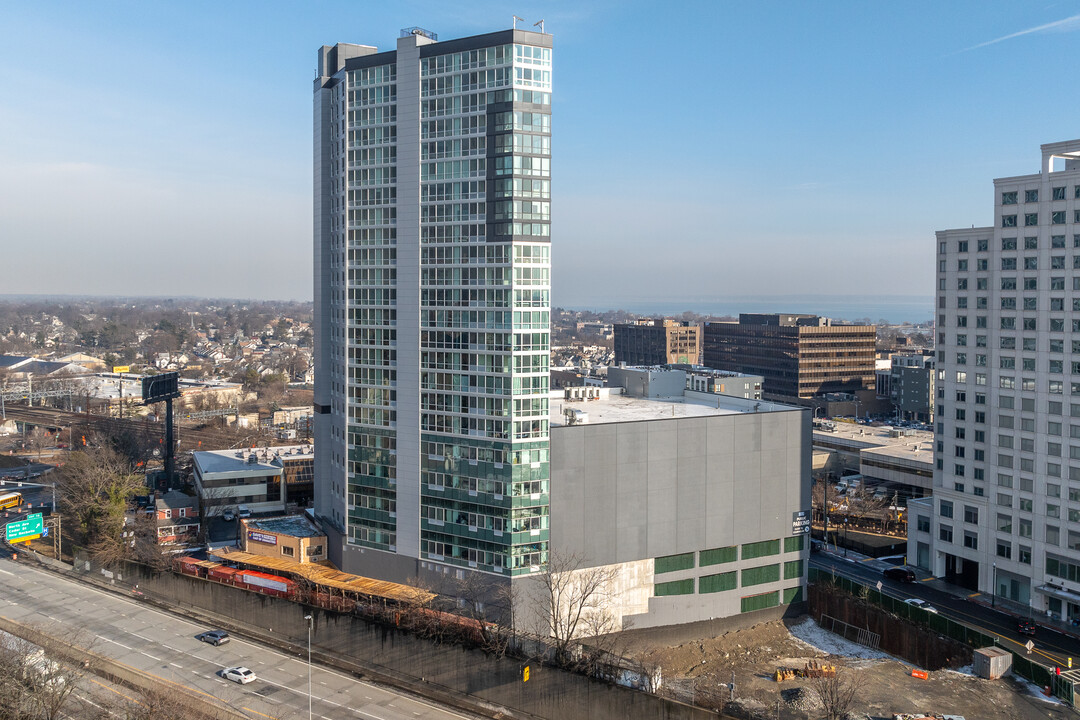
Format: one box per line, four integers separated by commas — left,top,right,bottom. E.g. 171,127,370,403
992,563,997,609
304,614,313,720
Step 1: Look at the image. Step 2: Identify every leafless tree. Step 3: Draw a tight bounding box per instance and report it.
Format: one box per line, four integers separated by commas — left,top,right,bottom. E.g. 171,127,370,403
808,667,860,720
0,624,97,720
532,549,619,667
450,572,519,656
114,685,210,720
27,426,48,459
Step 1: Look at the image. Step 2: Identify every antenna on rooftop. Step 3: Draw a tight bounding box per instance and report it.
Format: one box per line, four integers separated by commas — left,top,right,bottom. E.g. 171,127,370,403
512,15,524,29
534,19,545,33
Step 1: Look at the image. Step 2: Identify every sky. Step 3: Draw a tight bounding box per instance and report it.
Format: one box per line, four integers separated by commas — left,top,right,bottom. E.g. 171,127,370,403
3,1,1080,318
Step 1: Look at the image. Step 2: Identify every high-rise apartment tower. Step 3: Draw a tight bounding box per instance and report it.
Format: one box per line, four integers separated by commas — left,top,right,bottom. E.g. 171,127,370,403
909,140,1080,617
314,27,553,583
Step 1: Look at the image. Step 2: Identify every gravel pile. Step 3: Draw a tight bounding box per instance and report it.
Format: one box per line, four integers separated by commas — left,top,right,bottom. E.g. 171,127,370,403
781,685,823,712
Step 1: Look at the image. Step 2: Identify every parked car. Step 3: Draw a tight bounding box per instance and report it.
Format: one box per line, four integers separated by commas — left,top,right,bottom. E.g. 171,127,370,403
883,567,917,583
196,630,230,646
222,666,256,684
1018,618,1037,636
903,598,938,614
222,509,236,522
237,505,251,519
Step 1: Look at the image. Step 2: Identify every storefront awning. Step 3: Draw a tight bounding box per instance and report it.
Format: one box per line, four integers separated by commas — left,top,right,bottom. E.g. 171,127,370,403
1035,583,1080,603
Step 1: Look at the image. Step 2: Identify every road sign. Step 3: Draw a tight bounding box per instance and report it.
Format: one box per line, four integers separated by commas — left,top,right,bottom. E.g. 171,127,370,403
792,510,810,535
112,366,130,373
876,581,883,592
522,664,530,683
5,512,43,543
1026,640,1035,654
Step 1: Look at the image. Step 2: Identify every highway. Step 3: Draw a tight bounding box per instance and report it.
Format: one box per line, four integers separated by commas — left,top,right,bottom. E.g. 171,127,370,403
811,551,1080,669
0,558,481,720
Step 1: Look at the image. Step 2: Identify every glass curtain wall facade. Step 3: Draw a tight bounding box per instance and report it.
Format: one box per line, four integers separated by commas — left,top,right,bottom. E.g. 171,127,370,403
316,29,553,578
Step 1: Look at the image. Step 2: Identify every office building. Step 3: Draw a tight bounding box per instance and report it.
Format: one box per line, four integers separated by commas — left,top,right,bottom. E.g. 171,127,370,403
910,140,1080,618
702,314,876,402
314,27,553,583
613,318,700,366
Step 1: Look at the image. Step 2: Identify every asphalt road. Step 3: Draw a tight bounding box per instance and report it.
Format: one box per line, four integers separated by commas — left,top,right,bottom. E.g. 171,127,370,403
0,558,480,720
811,552,1080,669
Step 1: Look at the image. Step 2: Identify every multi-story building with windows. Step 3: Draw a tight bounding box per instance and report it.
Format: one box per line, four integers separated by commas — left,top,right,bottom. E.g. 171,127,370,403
702,314,876,402
314,27,553,585
910,140,1080,619
613,318,700,366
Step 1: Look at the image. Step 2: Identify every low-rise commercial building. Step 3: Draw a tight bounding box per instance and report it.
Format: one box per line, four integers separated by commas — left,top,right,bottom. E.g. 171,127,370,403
242,515,327,564
192,449,285,516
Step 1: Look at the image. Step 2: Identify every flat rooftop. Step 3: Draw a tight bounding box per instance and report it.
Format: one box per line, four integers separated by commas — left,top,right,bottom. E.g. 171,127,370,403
813,422,933,463
246,515,323,538
194,449,283,475
549,390,795,427
194,444,312,471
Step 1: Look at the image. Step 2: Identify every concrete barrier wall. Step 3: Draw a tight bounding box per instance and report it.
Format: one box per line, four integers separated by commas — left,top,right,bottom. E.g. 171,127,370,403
80,561,718,720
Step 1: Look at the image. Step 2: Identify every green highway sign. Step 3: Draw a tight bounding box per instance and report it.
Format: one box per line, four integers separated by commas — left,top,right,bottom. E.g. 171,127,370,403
5,513,43,543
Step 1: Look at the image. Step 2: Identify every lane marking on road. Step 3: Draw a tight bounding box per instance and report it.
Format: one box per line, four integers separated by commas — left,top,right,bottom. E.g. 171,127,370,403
97,636,134,650
0,568,13,576
10,563,489,720
243,708,279,719
170,662,183,668
919,577,936,582
967,592,981,598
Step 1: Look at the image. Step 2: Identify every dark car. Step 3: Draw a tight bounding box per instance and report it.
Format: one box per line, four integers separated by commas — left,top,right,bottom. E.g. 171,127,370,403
883,567,916,583
196,630,230,646
1018,619,1036,636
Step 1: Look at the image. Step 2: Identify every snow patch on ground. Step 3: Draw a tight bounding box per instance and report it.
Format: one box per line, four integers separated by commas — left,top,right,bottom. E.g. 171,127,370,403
786,617,892,660
1016,676,1064,704
941,664,974,677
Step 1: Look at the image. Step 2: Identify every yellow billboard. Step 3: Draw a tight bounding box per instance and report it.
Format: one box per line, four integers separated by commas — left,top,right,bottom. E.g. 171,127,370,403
113,366,130,373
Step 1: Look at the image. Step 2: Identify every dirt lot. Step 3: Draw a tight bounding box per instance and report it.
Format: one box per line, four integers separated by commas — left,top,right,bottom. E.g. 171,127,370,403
635,616,1071,719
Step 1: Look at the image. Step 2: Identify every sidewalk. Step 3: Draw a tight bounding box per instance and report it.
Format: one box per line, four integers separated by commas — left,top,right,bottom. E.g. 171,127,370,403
817,542,1080,642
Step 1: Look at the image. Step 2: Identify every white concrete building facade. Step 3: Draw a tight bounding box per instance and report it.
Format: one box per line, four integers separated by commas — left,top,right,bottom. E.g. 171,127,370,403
916,140,1080,618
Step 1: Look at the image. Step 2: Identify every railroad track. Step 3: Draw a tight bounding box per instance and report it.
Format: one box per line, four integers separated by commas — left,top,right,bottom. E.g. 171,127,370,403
2,405,293,452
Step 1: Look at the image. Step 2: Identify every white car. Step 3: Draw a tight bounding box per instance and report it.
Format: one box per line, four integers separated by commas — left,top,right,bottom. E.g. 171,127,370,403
222,666,257,684
904,598,938,614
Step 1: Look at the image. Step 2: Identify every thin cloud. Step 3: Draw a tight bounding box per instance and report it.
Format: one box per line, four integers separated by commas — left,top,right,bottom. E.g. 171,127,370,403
962,13,1080,51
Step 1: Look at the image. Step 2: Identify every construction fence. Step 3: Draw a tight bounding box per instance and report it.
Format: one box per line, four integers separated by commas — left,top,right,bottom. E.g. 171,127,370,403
809,567,1070,703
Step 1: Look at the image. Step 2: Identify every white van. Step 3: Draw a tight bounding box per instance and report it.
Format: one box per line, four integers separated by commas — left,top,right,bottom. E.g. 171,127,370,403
237,505,251,519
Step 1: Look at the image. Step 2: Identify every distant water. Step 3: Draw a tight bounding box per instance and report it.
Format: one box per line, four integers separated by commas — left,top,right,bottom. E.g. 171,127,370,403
573,295,934,325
